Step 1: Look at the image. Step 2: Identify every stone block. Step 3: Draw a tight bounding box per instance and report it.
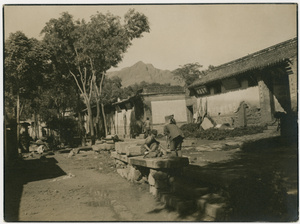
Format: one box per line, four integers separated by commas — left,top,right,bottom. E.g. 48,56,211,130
148,172,156,186
29,144,38,152
149,185,158,196
92,144,102,151
125,146,145,157
111,152,129,163
115,159,126,169
176,200,195,214
152,170,168,180
78,146,93,151
201,193,225,203
128,156,189,169
127,166,142,181
201,117,214,130
115,140,144,154
158,192,172,204
105,140,115,144
205,203,226,220
167,196,181,209
194,187,210,196
95,140,105,144
155,179,168,189
73,148,80,154
197,199,206,211
105,143,115,150
117,168,129,179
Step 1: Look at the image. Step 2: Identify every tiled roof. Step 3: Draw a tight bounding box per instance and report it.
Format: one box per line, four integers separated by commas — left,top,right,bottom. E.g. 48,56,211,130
141,85,185,95
189,37,297,88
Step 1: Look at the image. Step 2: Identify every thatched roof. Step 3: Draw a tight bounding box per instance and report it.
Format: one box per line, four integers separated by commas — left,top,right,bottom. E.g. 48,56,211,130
189,37,297,88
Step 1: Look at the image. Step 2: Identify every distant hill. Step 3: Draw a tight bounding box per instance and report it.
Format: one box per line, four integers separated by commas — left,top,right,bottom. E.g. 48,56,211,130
107,61,183,87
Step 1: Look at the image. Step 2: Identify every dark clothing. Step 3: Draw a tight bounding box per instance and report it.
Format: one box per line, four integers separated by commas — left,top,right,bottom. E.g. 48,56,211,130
164,123,184,141
143,135,159,151
164,123,184,152
170,135,184,151
142,135,161,158
142,135,159,151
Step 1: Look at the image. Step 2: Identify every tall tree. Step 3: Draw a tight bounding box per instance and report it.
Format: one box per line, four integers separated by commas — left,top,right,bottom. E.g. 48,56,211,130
41,10,150,143
5,31,49,145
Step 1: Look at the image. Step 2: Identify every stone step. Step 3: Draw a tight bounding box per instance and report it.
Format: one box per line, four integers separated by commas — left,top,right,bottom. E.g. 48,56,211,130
92,143,114,151
157,190,227,220
171,179,211,198
111,152,189,169
157,191,196,214
263,129,279,134
267,125,278,130
197,193,226,221
115,140,144,154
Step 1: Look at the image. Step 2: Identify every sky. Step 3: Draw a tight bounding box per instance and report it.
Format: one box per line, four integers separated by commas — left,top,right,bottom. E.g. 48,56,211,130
3,3,297,72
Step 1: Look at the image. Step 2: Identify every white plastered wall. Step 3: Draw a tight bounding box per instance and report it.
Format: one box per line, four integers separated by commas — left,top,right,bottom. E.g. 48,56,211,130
151,100,187,124
196,86,261,116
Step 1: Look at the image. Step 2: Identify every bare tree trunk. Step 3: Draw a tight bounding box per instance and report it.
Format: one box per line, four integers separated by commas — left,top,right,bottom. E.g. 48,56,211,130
101,103,107,136
16,90,20,154
87,104,95,145
96,100,101,139
78,112,86,146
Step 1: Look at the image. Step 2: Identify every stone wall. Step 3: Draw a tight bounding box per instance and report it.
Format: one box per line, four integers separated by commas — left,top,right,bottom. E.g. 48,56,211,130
245,106,261,126
209,106,261,127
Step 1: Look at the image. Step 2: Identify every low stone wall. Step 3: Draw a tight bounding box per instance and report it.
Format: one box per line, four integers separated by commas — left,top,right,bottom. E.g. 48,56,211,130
209,106,261,128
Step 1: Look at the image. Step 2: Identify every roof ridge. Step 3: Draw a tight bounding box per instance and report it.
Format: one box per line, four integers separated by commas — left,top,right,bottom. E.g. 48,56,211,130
210,37,297,73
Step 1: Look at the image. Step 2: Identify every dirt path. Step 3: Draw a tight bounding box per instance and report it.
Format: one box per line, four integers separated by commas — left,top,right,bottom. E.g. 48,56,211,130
5,133,297,221
6,151,197,221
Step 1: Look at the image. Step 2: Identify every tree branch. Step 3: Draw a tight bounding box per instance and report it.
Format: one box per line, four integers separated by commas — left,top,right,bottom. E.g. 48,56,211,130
70,70,85,97
88,71,94,101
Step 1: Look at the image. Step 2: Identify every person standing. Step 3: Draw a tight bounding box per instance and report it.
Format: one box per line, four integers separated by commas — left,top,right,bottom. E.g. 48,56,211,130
170,114,176,124
163,118,184,157
143,117,151,138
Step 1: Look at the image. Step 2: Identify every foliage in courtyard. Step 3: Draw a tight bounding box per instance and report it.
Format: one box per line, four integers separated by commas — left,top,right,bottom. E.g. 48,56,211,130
180,123,266,140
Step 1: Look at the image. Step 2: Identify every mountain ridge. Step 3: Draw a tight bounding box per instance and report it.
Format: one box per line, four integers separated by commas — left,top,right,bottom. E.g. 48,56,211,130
107,61,183,87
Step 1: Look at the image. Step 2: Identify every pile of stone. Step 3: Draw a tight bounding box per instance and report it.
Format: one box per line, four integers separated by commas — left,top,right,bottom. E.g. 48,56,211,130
29,139,49,154
92,135,123,152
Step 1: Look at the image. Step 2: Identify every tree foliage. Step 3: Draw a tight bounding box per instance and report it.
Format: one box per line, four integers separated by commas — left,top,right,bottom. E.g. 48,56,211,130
41,10,150,141
172,62,205,87
5,31,50,120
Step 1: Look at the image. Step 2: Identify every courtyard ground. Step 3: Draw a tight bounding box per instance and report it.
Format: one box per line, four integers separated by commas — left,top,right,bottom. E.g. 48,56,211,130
4,131,298,221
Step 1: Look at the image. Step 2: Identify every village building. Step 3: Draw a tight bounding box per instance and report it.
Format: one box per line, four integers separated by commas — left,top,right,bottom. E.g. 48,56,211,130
188,37,297,135
107,85,190,138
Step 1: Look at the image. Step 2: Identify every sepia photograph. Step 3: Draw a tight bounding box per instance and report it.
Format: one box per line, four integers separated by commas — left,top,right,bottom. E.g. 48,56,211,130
3,3,298,222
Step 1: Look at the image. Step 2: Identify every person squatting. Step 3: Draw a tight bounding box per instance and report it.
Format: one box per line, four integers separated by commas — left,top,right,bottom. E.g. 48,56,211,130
141,115,184,158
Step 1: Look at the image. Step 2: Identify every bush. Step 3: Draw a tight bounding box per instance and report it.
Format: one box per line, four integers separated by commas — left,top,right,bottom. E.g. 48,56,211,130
180,123,266,140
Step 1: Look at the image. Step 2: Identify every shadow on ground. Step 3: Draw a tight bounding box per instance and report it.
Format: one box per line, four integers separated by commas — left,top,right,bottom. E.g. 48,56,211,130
180,136,298,221
4,157,66,221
